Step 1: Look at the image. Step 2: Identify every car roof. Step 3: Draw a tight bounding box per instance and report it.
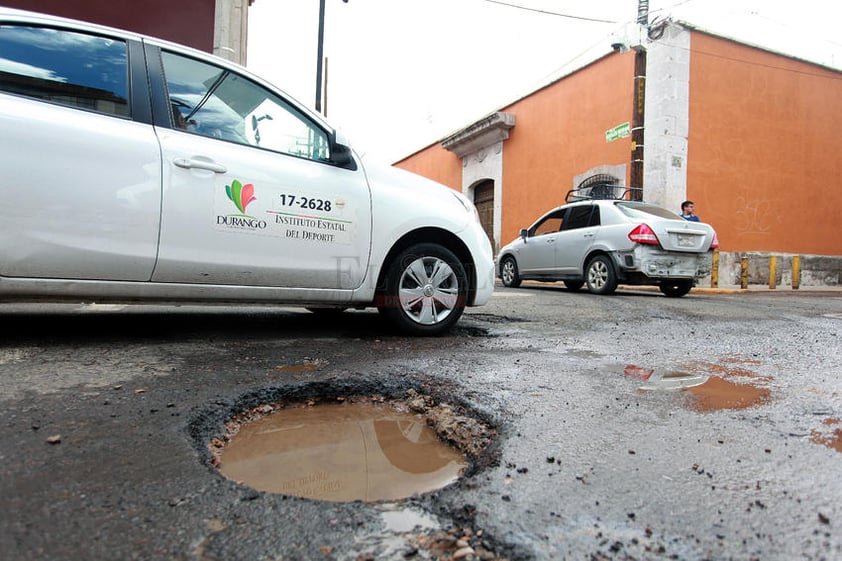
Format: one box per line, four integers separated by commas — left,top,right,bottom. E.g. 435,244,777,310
539,198,672,219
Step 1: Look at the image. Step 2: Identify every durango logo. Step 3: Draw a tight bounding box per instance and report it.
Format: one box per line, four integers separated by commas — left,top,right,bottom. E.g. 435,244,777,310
225,179,256,215
219,179,267,229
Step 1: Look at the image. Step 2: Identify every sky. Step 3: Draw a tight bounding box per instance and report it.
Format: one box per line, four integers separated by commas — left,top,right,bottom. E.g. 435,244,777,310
247,0,842,163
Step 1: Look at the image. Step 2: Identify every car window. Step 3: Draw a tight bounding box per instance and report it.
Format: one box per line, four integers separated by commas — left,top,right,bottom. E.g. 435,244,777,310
531,209,565,236
561,205,593,231
0,25,128,117
615,202,682,220
589,205,601,226
160,51,330,161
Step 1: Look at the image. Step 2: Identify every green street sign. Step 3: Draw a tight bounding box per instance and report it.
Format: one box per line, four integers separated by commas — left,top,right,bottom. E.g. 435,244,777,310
606,122,630,142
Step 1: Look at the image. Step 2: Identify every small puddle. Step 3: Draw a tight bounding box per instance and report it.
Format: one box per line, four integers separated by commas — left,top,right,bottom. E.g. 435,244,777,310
811,418,842,453
625,362,772,412
214,400,468,502
379,505,441,532
684,375,771,412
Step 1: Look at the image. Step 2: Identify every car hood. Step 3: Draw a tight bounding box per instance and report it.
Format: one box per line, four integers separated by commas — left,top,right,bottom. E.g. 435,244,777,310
358,155,476,233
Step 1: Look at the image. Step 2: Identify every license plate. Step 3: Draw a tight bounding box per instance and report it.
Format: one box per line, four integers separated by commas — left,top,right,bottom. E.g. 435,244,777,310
677,234,695,247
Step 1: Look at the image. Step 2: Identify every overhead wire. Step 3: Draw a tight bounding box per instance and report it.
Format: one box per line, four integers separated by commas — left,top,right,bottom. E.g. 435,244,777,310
481,0,618,24
489,0,842,101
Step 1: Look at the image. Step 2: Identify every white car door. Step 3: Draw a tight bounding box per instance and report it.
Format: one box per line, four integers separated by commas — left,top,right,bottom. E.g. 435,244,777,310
0,25,161,281
151,50,372,290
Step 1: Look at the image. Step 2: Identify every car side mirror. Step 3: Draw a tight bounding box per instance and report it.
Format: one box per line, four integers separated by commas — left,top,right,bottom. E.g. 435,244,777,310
330,131,357,171
519,228,528,241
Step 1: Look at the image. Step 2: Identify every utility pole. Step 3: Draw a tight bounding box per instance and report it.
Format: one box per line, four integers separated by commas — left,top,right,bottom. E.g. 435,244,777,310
315,0,348,114
315,0,326,112
323,57,330,117
630,0,648,200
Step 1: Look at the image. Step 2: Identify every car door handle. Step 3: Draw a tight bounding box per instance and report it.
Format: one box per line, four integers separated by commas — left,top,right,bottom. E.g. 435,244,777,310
173,158,227,174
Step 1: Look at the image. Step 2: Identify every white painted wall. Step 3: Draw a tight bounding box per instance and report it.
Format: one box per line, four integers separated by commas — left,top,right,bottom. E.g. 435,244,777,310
215,0,250,65
643,23,691,216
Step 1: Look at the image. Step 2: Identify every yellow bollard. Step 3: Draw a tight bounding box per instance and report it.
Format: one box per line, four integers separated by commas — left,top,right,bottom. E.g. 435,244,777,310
769,255,777,290
792,255,801,290
711,249,719,288
740,257,749,289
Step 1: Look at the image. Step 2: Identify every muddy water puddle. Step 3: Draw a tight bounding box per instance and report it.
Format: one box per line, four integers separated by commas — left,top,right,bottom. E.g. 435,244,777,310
624,358,772,412
215,400,467,502
811,418,842,453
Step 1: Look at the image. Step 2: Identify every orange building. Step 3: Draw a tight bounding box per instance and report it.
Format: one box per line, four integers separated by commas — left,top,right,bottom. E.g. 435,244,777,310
395,21,842,287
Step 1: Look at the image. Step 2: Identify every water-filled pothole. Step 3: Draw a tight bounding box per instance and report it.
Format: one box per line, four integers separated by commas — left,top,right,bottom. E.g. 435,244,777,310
624,362,772,412
210,392,492,502
811,418,842,453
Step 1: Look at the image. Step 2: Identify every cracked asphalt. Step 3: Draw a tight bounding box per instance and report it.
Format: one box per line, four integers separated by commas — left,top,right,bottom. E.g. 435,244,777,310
1,284,841,560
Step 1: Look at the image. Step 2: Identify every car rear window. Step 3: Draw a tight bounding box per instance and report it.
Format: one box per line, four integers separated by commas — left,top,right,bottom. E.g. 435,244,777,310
0,24,128,117
615,202,682,220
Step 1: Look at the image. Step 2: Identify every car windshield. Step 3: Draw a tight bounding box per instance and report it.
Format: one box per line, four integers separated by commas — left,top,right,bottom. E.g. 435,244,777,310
615,202,682,220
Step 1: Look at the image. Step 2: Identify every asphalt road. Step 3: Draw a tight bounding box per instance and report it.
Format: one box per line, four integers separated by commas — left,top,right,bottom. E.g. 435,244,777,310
1,284,841,561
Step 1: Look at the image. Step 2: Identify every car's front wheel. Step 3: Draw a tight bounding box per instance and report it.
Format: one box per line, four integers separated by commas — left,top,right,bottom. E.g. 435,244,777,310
585,255,618,295
500,256,521,288
659,279,693,297
378,243,468,335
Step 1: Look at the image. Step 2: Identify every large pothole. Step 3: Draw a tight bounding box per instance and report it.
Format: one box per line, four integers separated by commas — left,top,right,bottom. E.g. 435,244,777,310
208,390,494,502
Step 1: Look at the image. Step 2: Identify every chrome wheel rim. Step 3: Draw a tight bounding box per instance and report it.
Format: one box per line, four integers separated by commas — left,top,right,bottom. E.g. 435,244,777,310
501,260,515,285
398,256,459,325
588,260,608,290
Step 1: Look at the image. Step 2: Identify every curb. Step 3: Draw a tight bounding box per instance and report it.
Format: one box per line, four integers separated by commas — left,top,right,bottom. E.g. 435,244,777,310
628,285,842,295
505,280,842,295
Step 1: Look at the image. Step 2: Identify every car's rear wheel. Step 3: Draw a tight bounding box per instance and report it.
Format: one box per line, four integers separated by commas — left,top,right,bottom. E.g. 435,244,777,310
659,279,693,298
564,279,584,291
585,255,618,295
500,256,521,288
378,243,467,335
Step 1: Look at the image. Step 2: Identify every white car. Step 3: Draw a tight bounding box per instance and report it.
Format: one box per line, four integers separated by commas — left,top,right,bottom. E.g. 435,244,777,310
497,188,718,297
0,8,494,335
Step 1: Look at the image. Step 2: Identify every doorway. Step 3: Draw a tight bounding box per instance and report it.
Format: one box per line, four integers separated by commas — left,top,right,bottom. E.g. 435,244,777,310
473,179,495,251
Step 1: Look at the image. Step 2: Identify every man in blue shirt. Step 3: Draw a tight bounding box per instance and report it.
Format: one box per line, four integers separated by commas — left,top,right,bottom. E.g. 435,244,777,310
680,200,700,222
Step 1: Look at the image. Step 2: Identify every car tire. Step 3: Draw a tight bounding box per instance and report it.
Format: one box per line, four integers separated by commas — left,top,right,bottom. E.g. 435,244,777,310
564,279,584,291
659,279,693,298
377,243,468,335
500,256,522,288
585,255,618,295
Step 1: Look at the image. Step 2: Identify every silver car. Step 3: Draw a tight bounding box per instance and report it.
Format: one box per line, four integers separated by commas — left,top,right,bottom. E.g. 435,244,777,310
497,189,718,297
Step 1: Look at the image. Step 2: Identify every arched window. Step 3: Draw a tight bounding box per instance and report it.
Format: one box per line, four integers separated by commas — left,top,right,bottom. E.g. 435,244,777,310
576,174,621,200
